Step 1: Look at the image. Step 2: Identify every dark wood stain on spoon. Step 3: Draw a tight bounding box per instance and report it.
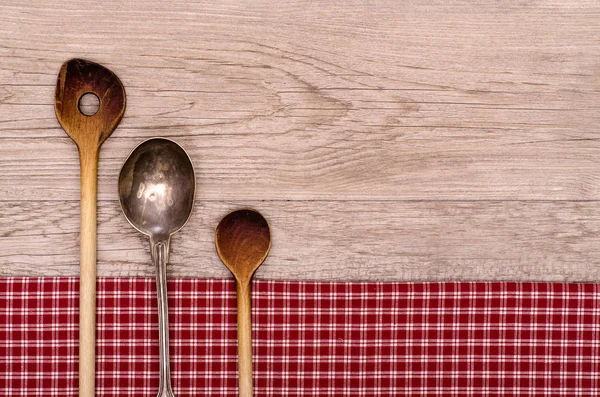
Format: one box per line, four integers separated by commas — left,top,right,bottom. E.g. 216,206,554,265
55,58,126,148
216,209,271,283
215,209,271,397
55,58,126,397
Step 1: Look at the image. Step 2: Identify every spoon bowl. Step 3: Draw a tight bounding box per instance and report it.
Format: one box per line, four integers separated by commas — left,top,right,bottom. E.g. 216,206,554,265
55,58,126,148
216,209,271,282
119,138,195,240
118,137,195,397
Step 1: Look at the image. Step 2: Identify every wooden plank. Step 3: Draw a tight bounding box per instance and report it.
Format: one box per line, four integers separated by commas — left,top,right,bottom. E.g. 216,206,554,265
0,1,599,201
1,200,600,282
2,132,600,202
1,1,599,281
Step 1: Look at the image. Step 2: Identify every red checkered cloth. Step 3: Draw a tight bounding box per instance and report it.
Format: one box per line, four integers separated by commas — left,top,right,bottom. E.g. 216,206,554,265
1,278,599,396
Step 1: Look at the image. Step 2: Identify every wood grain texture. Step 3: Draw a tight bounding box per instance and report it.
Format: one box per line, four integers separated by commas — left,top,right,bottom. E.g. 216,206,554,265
2,200,600,281
216,209,271,397
1,0,599,280
54,58,126,397
216,209,271,282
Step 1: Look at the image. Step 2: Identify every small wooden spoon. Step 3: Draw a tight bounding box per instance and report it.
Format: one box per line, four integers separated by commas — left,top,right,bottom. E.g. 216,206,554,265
55,59,126,397
215,209,271,397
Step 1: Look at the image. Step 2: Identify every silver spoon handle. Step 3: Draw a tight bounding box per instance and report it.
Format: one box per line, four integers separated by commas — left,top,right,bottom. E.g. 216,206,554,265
153,241,175,397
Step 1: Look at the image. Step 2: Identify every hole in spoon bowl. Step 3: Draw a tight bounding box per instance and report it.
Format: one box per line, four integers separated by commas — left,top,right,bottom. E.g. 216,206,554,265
78,92,100,116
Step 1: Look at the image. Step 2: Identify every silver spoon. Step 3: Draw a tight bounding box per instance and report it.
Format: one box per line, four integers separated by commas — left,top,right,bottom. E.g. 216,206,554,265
118,138,196,397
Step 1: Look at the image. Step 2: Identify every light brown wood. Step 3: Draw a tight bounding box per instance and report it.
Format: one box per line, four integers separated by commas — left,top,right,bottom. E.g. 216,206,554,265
1,0,600,281
2,200,600,281
77,152,98,397
216,209,271,397
236,281,253,397
1,1,600,202
54,59,126,397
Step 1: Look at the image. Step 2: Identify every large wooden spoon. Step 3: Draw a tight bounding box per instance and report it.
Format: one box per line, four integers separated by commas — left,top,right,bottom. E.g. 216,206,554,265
215,209,271,397
55,58,126,397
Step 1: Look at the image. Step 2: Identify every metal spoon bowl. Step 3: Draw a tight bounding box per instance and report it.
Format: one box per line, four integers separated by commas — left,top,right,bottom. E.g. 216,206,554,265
118,138,196,397
118,138,195,240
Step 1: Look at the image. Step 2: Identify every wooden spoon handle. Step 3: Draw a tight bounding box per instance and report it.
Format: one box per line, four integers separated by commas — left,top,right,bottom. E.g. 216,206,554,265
55,59,126,397
236,280,254,397
79,150,99,397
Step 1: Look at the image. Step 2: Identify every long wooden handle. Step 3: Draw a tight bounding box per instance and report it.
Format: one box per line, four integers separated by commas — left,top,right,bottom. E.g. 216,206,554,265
236,280,253,397
79,149,99,397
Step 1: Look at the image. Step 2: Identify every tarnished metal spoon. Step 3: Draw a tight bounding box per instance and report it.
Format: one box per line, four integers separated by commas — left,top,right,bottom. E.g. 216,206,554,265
118,138,195,397
215,209,271,397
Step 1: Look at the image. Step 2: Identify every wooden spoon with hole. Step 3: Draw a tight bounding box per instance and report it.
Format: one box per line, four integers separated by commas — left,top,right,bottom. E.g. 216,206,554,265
55,58,126,397
215,209,271,397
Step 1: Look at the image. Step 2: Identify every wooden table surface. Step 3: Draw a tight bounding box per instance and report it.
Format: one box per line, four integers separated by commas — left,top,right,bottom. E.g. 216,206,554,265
1,0,599,281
